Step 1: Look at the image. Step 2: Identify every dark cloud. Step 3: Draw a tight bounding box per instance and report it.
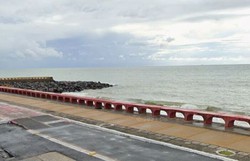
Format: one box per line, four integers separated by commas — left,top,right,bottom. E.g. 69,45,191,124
0,0,250,68
46,32,157,67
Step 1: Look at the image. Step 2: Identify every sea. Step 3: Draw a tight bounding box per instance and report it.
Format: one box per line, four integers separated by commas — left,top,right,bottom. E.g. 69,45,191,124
0,64,250,117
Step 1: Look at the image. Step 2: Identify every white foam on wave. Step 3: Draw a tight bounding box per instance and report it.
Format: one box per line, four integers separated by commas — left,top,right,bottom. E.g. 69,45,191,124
61,93,250,128
63,92,88,97
180,104,198,109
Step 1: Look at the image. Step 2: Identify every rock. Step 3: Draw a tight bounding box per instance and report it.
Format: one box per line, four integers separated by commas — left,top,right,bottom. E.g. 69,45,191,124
0,80,113,93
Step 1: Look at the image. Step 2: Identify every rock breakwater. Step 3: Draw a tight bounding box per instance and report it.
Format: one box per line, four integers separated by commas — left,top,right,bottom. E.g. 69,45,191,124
0,80,113,93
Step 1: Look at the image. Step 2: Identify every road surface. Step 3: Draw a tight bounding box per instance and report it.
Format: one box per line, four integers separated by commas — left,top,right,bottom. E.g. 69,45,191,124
0,102,230,161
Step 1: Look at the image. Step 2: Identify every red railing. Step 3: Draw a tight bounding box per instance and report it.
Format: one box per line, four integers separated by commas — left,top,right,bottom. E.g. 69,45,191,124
1,86,250,128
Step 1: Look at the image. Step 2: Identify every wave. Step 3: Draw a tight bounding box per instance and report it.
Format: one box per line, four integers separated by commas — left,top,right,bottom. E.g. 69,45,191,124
124,98,227,113
68,93,249,116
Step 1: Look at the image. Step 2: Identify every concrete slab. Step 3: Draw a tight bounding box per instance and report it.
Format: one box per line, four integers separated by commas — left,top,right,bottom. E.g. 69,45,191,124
43,105,70,111
73,111,106,118
37,152,75,161
32,103,61,108
39,124,220,161
157,125,208,138
230,138,250,153
25,102,50,107
12,100,49,107
20,157,41,161
59,107,86,114
131,121,175,132
17,100,45,104
31,115,59,122
21,152,75,161
84,112,125,120
103,115,133,122
49,121,72,127
189,131,247,147
13,118,50,130
110,117,154,127
0,103,42,122
92,113,127,122
0,124,101,161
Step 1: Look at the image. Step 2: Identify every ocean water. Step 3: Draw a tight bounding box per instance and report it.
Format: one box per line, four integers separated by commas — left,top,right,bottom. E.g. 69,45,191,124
0,65,250,116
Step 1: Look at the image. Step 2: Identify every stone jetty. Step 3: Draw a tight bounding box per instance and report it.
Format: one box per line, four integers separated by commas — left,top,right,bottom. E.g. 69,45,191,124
0,77,112,93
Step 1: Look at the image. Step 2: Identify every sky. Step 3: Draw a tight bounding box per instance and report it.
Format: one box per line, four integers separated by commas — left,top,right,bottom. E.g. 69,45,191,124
0,0,250,68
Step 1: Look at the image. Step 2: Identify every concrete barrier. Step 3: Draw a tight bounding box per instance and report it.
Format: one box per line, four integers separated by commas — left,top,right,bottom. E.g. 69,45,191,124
0,86,250,128
0,77,54,82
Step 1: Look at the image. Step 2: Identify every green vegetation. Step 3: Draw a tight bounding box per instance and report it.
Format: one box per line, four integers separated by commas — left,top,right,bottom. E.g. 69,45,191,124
217,150,235,156
144,101,164,106
144,100,185,107
206,106,221,112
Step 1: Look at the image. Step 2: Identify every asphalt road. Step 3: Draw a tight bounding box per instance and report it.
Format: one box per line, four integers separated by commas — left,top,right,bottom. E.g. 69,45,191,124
0,102,227,161
0,124,101,161
38,122,223,161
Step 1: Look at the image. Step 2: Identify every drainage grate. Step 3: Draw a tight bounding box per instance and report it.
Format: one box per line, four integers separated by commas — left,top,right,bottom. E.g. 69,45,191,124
0,148,14,160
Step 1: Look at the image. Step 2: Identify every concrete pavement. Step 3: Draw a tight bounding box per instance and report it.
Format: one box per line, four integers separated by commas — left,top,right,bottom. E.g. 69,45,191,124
0,103,225,161
0,92,250,160
0,123,101,161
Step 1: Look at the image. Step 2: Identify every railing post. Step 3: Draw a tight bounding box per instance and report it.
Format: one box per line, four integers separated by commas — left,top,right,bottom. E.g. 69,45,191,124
202,115,213,125
167,110,176,118
138,108,146,114
223,118,235,128
104,103,112,109
126,106,134,113
115,104,122,111
152,109,160,116
184,112,194,121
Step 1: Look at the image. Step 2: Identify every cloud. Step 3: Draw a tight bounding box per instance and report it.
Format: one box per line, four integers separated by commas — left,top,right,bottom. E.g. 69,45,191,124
168,56,250,65
14,41,63,59
46,32,156,67
0,0,250,68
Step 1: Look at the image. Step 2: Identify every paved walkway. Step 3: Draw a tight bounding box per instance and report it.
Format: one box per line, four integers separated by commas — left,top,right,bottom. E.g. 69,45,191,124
0,103,223,161
0,93,249,156
21,152,75,161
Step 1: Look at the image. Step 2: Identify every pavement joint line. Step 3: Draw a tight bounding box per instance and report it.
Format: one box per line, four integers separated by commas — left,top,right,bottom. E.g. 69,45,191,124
27,129,116,161
43,119,66,125
55,114,237,161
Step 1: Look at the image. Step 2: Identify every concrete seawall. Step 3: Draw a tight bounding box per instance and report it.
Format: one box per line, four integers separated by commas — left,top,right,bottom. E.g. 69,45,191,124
0,77,54,82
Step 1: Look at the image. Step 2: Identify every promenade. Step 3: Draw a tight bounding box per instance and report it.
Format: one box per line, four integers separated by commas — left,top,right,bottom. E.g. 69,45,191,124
0,92,249,160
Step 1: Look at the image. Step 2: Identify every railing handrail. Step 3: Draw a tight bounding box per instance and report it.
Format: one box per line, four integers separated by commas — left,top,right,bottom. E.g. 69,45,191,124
0,86,249,128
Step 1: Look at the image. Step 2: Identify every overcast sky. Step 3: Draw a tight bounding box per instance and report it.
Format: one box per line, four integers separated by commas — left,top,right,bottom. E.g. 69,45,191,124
1,0,250,68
